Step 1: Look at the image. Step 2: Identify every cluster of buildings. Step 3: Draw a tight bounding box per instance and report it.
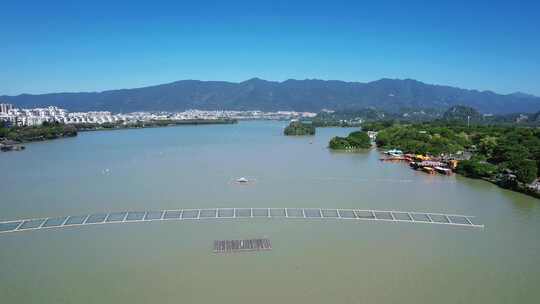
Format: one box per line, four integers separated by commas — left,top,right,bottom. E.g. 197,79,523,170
1,104,73,126
165,109,316,121
0,103,316,127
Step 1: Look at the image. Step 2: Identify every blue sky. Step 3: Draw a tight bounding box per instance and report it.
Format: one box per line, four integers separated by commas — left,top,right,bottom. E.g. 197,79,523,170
1,0,539,96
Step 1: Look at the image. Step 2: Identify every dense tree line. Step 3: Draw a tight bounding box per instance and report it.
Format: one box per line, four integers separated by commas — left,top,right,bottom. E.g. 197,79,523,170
360,120,395,131
73,119,237,131
375,123,469,155
373,121,540,184
0,121,77,142
0,119,238,144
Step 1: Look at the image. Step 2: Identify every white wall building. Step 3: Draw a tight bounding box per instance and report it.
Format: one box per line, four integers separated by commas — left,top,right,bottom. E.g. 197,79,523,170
0,103,14,114
0,104,317,127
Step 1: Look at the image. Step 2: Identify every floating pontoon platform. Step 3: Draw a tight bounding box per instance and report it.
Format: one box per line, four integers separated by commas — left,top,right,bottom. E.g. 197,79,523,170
214,238,272,253
0,207,484,235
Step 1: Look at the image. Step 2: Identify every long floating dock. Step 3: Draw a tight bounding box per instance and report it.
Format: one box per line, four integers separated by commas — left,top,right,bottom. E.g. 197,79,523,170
0,207,483,235
214,238,272,253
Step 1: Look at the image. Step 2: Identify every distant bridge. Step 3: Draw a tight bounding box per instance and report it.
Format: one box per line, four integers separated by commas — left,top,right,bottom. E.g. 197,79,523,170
0,208,483,235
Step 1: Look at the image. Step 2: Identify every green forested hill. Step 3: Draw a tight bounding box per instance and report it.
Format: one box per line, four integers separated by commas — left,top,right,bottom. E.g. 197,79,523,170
3,78,540,114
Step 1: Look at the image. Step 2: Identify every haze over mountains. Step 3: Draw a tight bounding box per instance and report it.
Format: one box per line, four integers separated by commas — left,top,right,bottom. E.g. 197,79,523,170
2,78,539,114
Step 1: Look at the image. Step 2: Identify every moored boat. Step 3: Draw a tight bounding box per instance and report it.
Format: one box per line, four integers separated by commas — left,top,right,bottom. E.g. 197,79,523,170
422,167,435,174
435,166,453,175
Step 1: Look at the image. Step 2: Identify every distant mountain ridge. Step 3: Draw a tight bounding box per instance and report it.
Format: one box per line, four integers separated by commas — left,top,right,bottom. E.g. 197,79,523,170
2,78,539,114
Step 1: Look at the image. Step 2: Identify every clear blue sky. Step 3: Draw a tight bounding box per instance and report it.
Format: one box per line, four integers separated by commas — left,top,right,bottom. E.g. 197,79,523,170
1,0,539,96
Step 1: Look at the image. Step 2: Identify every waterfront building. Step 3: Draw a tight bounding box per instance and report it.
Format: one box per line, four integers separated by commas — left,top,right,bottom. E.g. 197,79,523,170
0,103,14,113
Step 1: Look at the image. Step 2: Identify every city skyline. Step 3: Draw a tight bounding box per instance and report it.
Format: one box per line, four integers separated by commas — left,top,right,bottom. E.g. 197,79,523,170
0,102,316,127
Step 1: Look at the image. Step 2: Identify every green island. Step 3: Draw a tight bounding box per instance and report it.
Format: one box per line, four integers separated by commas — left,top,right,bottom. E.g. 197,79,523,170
284,121,316,136
329,131,371,150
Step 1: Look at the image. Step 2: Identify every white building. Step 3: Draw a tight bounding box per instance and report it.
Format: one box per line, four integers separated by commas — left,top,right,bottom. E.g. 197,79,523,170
0,103,14,113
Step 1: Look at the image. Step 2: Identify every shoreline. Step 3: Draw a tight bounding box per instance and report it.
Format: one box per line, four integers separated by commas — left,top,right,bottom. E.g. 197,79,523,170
481,177,540,199
75,119,237,133
0,119,237,151
376,149,540,200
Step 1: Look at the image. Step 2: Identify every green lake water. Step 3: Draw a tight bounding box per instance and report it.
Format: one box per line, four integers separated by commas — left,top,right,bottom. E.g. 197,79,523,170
1,121,539,303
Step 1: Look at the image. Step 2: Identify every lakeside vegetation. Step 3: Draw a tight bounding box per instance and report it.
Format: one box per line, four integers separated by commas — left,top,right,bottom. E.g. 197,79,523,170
0,119,238,151
74,118,237,131
284,121,315,135
0,121,78,143
329,131,371,150
375,123,470,155
368,118,540,198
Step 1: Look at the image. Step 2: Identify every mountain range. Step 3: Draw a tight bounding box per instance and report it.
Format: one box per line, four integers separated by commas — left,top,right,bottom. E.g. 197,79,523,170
2,78,539,114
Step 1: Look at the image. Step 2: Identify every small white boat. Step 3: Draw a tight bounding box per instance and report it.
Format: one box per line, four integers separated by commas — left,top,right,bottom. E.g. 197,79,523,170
236,177,249,183
385,149,403,156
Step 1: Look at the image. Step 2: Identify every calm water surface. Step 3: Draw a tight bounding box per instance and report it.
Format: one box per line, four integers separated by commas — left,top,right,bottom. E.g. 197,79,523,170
1,121,539,303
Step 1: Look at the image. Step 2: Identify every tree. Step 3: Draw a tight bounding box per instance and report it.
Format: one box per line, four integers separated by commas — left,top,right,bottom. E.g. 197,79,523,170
329,136,350,149
347,131,371,148
490,143,529,164
478,136,497,158
456,160,497,178
509,159,538,184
